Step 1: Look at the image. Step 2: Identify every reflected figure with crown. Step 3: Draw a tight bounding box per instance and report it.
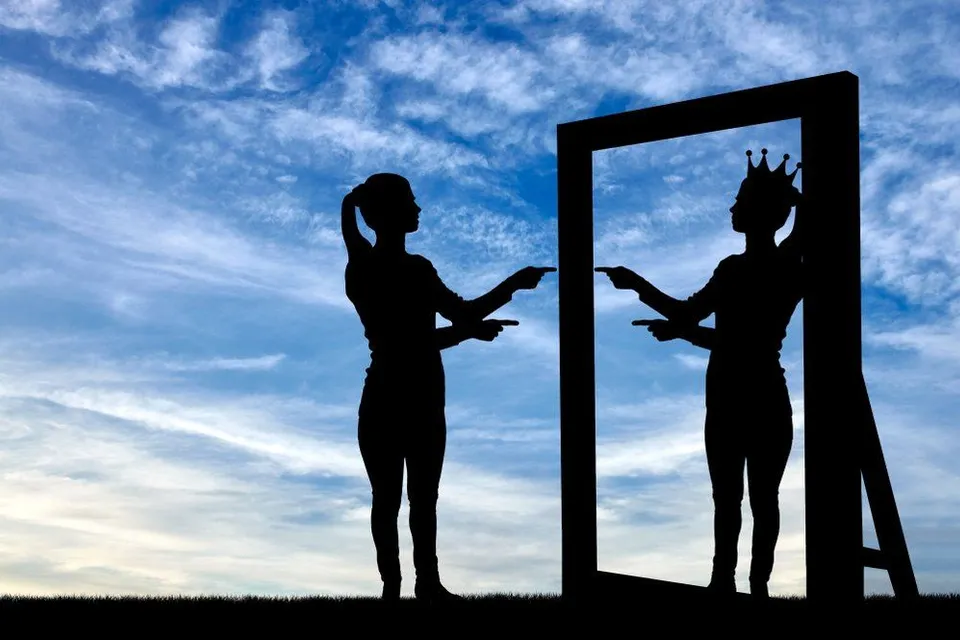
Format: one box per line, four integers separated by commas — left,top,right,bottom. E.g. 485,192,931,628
597,149,805,599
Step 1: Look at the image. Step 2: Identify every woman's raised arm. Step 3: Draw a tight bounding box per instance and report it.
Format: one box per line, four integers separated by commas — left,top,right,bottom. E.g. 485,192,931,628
341,188,372,259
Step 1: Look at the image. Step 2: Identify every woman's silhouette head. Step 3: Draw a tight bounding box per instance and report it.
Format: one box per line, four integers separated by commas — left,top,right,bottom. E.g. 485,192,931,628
354,173,421,236
729,149,801,236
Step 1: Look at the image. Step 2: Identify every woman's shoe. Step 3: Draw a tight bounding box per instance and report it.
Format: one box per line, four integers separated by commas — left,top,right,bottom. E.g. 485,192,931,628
414,580,463,604
382,580,401,601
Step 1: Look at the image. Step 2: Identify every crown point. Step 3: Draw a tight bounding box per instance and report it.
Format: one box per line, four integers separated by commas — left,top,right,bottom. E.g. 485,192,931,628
796,162,802,168
784,153,790,160
761,148,768,155
746,150,752,157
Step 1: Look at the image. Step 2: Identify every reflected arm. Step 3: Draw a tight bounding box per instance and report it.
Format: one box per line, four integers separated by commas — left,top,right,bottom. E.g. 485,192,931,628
633,273,717,326
633,278,696,323
778,196,805,262
676,324,716,351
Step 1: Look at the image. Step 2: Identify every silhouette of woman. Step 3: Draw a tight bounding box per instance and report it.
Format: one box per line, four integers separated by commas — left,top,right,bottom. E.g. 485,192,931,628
596,149,804,599
341,173,555,603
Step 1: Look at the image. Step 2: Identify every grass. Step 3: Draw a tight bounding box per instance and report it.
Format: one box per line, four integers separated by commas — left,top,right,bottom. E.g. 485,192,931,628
2,591,959,631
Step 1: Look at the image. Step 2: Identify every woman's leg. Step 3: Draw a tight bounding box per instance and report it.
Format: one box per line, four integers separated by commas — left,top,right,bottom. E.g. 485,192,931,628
705,410,746,589
358,384,405,591
405,406,451,597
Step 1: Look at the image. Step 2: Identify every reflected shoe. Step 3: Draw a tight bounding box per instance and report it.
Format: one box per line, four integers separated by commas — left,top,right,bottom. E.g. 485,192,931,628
382,580,401,601
707,572,737,595
750,579,769,600
414,580,464,604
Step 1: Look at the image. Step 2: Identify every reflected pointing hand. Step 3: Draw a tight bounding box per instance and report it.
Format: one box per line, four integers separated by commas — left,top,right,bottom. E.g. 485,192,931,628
596,266,641,291
632,318,680,342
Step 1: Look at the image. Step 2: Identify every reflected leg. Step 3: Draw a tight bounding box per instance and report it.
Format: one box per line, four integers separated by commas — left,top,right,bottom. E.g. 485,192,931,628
746,407,794,594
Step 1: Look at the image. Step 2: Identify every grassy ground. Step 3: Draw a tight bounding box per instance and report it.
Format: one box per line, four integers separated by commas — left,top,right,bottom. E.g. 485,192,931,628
2,592,959,631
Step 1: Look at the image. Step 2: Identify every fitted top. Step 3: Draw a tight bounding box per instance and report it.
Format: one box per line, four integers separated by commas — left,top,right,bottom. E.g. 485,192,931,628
684,250,804,392
345,248,468,380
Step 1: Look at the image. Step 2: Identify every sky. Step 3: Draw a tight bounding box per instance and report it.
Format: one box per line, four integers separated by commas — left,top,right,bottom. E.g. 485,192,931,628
0,0,958,598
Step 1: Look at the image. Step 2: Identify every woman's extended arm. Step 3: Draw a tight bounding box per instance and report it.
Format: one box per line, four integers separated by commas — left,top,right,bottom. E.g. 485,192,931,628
434,319,518,350
433,266,555,325
434,325,474,350
445,281,515,324
634,319,715,351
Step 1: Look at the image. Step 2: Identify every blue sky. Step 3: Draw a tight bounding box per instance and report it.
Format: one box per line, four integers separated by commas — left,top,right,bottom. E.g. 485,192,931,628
0,0,958,598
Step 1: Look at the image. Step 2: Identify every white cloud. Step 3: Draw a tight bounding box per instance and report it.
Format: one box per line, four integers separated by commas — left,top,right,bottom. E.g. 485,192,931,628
270,107,490,175
0,171,352,311
162,63,496,180
245,10,310,92
0,0,133,37
868,321,960,364
674,353,709,370
415,3,446,25
862,161,960,306
161,354,288,372
0,338,565,596
370,32,552,114
56,7,237,91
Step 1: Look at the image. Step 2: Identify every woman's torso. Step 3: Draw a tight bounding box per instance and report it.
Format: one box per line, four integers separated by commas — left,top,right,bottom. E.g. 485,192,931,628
345,250,445,395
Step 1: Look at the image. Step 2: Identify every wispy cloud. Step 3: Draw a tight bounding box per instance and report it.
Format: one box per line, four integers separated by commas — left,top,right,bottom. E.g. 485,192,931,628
160,354,288,372
370,32,554,115
52,6,239,91
0,0,133,38
674,353,709,370
245,10,310,92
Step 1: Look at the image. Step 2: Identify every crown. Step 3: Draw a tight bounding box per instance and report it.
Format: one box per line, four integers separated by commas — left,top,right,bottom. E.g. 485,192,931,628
744,148,801,197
